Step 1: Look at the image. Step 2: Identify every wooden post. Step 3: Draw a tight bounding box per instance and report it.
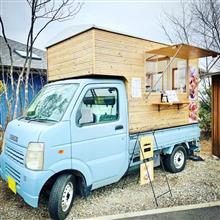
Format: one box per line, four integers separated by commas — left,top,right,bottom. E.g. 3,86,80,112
212,75,220,157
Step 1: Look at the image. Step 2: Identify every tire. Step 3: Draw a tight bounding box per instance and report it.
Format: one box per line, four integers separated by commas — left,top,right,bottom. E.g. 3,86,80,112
163,145,187,173
48,174,75,220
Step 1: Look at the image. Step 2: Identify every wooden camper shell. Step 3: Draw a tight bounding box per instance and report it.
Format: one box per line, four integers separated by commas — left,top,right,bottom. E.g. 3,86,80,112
47,26,220,133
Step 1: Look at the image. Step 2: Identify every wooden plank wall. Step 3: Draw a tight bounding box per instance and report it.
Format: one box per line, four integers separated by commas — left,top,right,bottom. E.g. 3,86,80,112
47,30,94,81
47,28,196,133
212,75,220,157
94,29,190,132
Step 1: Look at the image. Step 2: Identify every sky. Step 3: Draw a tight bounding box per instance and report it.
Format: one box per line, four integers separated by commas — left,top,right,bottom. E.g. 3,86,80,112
0,0,181,50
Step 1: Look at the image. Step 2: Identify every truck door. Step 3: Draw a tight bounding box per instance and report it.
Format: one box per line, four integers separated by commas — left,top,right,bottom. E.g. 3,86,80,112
71,83,128,189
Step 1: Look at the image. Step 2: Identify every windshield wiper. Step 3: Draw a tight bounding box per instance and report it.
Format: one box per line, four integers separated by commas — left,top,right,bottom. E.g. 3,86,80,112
24,116,35,120
35,118,58,123
24,116,58,123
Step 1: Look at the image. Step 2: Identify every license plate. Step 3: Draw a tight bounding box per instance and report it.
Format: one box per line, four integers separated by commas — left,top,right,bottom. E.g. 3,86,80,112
8,176,16,194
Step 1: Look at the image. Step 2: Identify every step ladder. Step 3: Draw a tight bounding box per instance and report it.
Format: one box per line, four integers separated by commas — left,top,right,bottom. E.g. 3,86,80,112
122,131,172,207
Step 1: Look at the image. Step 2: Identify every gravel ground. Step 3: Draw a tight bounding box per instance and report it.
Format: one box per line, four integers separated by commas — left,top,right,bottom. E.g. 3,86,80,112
0,140,219,220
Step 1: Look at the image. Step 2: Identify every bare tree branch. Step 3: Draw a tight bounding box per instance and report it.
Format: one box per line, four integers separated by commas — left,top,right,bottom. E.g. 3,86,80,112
0,16,15,103
160,0,220,137
1,0,83,123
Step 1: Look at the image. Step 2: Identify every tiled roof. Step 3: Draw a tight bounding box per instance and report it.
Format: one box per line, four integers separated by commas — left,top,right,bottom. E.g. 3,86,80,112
0,36,47,70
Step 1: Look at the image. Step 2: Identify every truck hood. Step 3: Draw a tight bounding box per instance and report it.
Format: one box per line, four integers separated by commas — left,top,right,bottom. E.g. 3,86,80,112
5,119,53,148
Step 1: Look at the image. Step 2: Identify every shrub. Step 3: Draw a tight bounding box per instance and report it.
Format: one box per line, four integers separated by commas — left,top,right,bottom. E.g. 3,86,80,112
198,84,211,139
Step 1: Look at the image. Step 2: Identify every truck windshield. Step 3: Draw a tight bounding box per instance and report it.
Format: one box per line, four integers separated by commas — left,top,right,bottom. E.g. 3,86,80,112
24,83,78,122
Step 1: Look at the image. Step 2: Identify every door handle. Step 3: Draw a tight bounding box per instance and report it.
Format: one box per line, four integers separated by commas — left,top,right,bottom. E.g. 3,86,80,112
115,125,123,130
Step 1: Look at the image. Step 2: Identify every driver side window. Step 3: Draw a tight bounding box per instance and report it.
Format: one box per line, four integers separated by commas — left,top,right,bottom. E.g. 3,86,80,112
77,87,119,126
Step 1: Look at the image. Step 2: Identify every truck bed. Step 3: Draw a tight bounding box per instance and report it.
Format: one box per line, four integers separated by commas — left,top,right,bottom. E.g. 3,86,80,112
128,123,200,167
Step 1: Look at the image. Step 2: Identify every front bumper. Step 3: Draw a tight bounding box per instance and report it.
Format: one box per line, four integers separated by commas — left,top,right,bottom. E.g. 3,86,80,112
0,153,54,208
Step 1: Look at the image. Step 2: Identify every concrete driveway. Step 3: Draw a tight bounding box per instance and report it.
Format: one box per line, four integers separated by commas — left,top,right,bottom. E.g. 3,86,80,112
87,201,220,220
123,206,220,220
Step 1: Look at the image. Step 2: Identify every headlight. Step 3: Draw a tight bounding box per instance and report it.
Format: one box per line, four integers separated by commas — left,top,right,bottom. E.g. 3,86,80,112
25,142,44,170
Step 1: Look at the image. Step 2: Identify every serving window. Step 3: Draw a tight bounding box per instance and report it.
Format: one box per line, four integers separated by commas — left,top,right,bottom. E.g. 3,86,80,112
145,60,169,92
172,66,186,92
146,72,164,92
145,59,187,93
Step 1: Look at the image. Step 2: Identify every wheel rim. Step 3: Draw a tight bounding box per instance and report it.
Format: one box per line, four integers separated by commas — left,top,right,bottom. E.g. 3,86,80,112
61,182,74,212
173,150,185,169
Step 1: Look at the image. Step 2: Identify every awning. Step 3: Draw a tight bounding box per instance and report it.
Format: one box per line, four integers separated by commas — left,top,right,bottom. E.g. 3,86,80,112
146,44,220,60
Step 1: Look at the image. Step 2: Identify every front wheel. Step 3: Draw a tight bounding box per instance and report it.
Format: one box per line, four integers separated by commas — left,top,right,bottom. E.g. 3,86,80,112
163,145,187,173
48,174,75,220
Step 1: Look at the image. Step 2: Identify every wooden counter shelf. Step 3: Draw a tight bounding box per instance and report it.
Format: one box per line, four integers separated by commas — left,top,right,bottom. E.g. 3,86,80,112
152,102,190,112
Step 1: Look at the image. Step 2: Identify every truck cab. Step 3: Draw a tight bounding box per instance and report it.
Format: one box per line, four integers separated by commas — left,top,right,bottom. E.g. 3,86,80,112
0,78,130,219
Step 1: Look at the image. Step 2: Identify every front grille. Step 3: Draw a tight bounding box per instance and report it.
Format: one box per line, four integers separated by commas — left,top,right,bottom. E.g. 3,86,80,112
5,144,24,165
5,163,21,185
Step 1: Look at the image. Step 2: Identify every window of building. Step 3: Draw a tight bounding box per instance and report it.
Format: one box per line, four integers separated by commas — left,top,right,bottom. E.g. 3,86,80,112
172,68,186,92
145,60,168,92
77,87,119,126
146,72,163,92
152,72,163,92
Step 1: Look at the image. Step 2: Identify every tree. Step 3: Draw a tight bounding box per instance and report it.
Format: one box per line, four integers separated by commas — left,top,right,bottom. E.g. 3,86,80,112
0,0,83,126
198,79,212,138
161,0,220,138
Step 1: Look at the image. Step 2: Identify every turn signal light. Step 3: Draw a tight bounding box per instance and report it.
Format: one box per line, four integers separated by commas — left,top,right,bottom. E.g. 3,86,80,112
58,150,64,154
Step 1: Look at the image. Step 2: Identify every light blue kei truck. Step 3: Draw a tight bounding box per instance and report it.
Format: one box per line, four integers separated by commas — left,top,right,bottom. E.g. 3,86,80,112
0,78,200,219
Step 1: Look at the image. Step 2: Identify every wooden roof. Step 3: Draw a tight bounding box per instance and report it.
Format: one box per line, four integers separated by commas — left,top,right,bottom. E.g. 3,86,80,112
146,44,220,59
47,25,169,48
